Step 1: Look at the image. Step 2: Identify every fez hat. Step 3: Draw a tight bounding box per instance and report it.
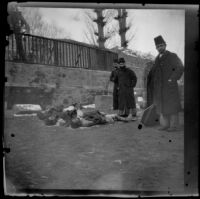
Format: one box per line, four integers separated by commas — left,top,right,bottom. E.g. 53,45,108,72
118,57,125,63
154,35,166,46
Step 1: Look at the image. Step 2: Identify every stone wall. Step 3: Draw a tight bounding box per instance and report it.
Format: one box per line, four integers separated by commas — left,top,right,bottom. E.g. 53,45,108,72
5,62,116,108
4,61,184,110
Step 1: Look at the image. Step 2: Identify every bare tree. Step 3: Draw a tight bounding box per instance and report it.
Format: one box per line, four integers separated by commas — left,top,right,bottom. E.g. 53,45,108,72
83,9,118,48
20,7,71,39
83,9,136,49
93,8,107,48
115,9,137,48
83,9,98,46
17,7,71,64
103,9,119,48
115,9,127,48
126,12,137,48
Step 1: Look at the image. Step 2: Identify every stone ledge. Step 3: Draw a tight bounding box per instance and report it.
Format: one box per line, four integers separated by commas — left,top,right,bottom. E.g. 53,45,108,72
5,83,56,88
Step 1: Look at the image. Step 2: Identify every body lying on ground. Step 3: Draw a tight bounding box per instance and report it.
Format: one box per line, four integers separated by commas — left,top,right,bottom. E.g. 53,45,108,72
37,104,136,128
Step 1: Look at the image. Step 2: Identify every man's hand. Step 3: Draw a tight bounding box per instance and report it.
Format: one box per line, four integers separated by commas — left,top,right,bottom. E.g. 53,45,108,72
168,79,172,82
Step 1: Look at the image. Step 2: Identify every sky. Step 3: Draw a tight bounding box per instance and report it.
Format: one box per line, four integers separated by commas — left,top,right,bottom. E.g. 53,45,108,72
39,8,185,63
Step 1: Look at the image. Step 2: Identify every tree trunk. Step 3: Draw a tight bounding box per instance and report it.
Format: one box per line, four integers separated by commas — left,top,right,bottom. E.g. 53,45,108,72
94,9,106,48
118,9,128,48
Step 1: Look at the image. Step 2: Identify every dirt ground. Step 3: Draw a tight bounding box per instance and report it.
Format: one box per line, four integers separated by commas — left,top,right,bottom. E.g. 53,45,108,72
3,110,185,196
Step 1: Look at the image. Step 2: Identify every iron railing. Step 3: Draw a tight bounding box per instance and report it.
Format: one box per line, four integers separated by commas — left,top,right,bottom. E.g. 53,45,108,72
5,33,118,71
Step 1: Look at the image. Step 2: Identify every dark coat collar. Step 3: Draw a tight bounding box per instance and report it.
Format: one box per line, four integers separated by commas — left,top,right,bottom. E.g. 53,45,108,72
156,50,171,62
119,66,127,71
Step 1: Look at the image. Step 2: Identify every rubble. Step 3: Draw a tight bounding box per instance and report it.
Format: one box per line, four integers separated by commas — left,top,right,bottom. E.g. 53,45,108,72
56,118,66,126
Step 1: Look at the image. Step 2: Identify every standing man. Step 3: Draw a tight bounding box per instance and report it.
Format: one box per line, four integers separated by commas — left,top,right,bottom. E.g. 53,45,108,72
153,35,184,131
110,59,119,111
7,2,30,61
114,57,137,120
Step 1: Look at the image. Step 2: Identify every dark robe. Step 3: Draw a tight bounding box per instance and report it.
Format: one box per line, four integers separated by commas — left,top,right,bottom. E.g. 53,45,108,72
153,50,184,115
110,68,119,110
147,65,155,107
114,67,137,112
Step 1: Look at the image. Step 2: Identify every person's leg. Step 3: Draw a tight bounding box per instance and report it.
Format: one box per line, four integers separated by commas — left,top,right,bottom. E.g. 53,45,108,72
113,88,118,110
132,108,137,117
158,113,170,130
127,108,136,116
118,109,126,117
116,91,119,111
126,108,137,121
113,93,116,110
168,113,179,131
127,91,137,119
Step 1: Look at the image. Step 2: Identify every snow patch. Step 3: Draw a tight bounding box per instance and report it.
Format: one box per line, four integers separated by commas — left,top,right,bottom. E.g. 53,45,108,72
63,106,75,112
137,97,144,102
14,113,37,117
13,104,42,111
82,104,96,109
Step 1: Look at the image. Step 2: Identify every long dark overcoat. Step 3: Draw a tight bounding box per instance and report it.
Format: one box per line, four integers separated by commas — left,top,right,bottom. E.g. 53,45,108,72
152,50,184,115
147,65,155,107
110,69,119,110
114,67,137,111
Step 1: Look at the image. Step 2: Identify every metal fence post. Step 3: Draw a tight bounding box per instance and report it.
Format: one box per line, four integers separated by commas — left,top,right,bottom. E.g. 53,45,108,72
54,40,58,66
88,47,92,69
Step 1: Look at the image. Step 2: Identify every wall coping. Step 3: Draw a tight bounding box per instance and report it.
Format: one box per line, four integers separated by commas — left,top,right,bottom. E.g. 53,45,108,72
5,61,112,74
5,82,56,88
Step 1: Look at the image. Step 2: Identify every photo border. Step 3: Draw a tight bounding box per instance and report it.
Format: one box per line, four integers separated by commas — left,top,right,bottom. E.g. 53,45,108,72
2,1,199,197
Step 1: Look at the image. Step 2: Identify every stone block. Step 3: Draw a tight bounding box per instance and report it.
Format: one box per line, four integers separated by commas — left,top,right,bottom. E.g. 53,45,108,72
13,104,42,113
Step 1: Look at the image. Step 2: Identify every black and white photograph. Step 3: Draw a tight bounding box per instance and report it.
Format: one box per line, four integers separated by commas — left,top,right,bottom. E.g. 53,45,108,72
3,2,199,197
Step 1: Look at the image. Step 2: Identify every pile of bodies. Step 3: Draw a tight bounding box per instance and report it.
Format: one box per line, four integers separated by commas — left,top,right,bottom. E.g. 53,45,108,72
36,104,129,128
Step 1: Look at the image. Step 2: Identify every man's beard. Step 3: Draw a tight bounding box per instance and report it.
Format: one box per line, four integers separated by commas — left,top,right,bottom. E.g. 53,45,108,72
159,48,166,54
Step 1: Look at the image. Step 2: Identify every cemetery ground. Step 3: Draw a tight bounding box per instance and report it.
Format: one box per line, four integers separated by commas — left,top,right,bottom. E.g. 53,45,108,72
4,110,184,195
